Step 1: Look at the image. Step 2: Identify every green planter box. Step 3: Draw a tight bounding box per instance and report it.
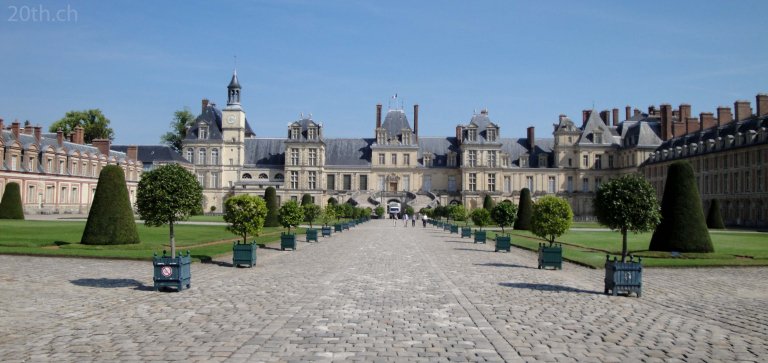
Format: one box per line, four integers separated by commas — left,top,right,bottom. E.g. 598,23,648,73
604,256,643,297
321,226,332,237
443,223,450,231
474,230,487,244
232,242,257,268
343,223,350,230
461,227,472,238
450,225,459,234
281,232,297,251
153,250,191,291
306,228,318,242
538,243,562,270
334,224,343,232
495,235,511,252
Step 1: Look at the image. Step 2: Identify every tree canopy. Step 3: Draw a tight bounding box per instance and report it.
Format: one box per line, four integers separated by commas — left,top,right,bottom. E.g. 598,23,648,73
224,194,268,244
278,200,304,232
136,163,202,255
594,174,660,261
320,206,336,226
448,204,467,222
49,109,114,143
81,165,140,245
160,108,196,153
302,203,322,228
530,196,573,244
470,208,492,229
491,201,518,233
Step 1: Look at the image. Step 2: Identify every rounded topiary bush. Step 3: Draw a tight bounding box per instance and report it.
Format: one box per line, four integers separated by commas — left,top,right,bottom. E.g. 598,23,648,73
649,161,713,252
514,188,532,230
264,187,280,227
706,199,725,229
0,182,25,219
81,165,140,245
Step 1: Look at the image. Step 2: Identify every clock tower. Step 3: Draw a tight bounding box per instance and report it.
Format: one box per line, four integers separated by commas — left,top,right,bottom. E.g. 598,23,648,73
221,69,246,175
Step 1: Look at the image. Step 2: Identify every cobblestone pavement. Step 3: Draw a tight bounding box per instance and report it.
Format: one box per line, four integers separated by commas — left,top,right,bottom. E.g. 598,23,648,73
0,220,766,362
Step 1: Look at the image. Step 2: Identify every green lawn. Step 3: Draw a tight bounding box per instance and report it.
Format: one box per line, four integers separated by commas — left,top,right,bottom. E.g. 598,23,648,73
0,220,305,261
485,229,768,268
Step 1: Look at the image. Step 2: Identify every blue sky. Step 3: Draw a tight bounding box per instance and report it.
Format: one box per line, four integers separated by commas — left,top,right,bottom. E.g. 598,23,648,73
1,0,767,144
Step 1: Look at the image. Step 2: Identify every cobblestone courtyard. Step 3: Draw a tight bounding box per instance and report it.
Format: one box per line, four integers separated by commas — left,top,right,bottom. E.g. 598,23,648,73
1,220,766,362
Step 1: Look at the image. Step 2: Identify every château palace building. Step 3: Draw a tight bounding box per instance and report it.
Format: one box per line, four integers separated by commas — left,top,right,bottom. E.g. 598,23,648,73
0,121,141,214
182,72,766,227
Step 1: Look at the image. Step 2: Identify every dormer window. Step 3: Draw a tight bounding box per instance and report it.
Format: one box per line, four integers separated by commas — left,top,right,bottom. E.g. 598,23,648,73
199,123,208,139
290,127,300,140
467,129,477,142
308,127,317,140
486,128,497,142
594,131,602,144
423,153,432,167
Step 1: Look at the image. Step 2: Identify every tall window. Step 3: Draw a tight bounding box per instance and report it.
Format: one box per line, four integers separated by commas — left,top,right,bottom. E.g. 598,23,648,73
27,185,36,203
198,148,206,165
488,173,496,192
468,150,477,167
448,176,457,192
290,148,299,166
211,149,219,165
595,177,603,190
582,177,589,192
59,160,65,174
327,174,335,190
290,171,298,189
582,154,589,168
47,159,53,173
60,186,67,203
404,154,410,166
378,153,385,165
391,153,397,165
290,127,299,139
403,175,410,191
211,172,219,188
308,127,317,140
548,176,556,193
526,176,534,191
186,148,194,163
359,175,368,190
608,155,614,168
467,129,477,142
343,174,352,190
595,155,602,170
468,173,477,191
567,176,573,193
504,176,511,193
488,151,497,167
486,128,497,142
308,171,317,189
199,126,208,139
309,148,318,166
423,155,432,167
197,173,205,188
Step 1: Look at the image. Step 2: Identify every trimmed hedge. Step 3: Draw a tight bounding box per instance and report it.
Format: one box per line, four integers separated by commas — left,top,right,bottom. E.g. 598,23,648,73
81,165,140,245
483,194,495,211
264,187,280,227
0,182,24,219
706,199,725,229
649,161,714,252
514,188,532,230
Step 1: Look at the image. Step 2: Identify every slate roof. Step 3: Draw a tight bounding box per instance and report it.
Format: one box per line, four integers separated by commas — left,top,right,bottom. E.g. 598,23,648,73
577,110,618,145
186,103,255,140
381,109,412,137
287,118,322,141
111,145,190,165
324,138,373,166
417,137,460,167
244,138,285,166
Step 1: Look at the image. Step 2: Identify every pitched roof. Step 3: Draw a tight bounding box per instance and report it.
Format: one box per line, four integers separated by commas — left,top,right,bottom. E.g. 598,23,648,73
111,145,191,164
244,138,285,166
381,109,412,137
417,137,459,167
324,138,373,166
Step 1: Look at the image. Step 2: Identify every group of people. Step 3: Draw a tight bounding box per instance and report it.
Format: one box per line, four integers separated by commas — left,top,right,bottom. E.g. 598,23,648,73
399,213,428,228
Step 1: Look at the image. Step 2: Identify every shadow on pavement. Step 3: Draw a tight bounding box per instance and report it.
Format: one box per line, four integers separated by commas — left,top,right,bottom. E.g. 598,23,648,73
475,262,536,269
70,278,145,289
453,247,494,253
499,282,602,295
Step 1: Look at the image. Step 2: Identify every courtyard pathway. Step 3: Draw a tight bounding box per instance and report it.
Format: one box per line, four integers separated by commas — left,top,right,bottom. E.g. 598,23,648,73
0,220,766,362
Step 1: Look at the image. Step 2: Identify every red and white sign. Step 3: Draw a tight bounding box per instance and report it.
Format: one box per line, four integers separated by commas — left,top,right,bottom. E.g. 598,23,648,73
160,266,173,277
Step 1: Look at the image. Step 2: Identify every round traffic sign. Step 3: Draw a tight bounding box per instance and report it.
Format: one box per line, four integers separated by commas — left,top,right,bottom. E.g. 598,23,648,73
160,266,173,277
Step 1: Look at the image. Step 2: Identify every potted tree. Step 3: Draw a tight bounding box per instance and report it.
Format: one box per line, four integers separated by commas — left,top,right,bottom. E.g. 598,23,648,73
595,175,661,297
279,200,304,251
470,208,491,244
448,205,466,234
320,206,336,237
224,195,267,268
374,205,385,220
136,164,202,292
531,196,573,270
302,203,321,243
491,201,518,252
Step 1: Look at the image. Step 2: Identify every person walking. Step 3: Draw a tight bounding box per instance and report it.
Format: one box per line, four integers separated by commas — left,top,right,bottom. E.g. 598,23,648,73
403,213,409,227
422,213,428,228
412,214,416,227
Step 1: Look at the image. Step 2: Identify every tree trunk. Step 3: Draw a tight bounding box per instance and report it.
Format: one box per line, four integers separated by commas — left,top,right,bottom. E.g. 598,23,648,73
170,221,176,256
621,228,628,262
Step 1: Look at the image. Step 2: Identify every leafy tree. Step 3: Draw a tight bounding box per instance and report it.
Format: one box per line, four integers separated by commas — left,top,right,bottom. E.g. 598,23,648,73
301,193,313,206
0,182,24,220
264,187,279,227
339,203,354,219
530,196,573,245
160,108,196,153
405,205,414,216
320,206,336,226
649,161,713,252
433,205,448,220
448,204,467,223
278,200,304,233
706,199,725,229
136,164,202,256
594,174,661,262
491,201,518,233
483,195,495,211
223,195,267,244
363,207,372,218
470,208,492,230
49,109,114,143
302,203,322,228
374,205,385,217
81,165,140,245
514,188,533,230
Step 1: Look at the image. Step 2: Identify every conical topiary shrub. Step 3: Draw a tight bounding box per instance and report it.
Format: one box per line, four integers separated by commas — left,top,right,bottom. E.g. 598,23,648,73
264,186,280,227
649,161,713,252
0,182,25,219
514,188,532,230
706,199,725,229
483,194,495,211
81,165,140,245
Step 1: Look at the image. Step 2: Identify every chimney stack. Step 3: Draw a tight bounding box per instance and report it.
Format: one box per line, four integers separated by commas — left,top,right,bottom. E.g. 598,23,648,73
202,98,209,113
57,128,64,146
582,110,591,124
73,125,84,144
648,105,657,116
734,100,752,121
660,104,673,140
625,106,631,121
23,122,33,135
612,108,619,126
757,93,768,117
455,125,463,143
634,108,641,117
413,104,419,137
717,106,732,126
527,126,535,150
11,120,20,139
92,139,111,157
376,104,382,129
599,110,610,125
679,104,691,122
34,125,42,142
127,145,138,161
700,112,716,130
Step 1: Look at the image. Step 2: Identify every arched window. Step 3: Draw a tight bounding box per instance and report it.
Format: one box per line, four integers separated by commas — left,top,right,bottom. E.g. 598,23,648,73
274,173,284,180
242,173,252,179
211,149,219,165
258,173,268,179
186,148,194,163
198,148,206,165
